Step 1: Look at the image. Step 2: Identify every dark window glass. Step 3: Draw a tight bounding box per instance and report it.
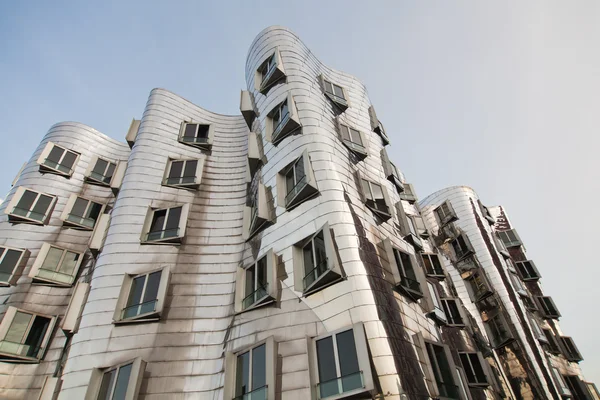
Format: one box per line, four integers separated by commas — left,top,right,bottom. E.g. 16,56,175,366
47,146,64,165
303,243,314,273
324,81,333,95
88,202,103,221
337,329,359,376
105,162,116,181
333,84,344,99
256,257,267,289
197,125,209,139
70,198,88,218
98,369,116,400
93,158,109,176
236,351,250,396
316,336,337,384
61,151,78,170
0,248,22,279
252,344,266,390
169,161,184,179
127,275,146,308
112,363,133,400
143,271,162,303
285,168,295,194
149,209,167,233
245,265,255,297
165,207,182,231
184,124,197,138
183,160,197,178
24,315,50,357
15,190,37,212
32,195,52,217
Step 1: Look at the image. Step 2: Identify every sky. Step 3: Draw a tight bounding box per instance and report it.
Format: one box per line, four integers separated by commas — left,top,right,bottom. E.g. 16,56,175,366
1,0,599,385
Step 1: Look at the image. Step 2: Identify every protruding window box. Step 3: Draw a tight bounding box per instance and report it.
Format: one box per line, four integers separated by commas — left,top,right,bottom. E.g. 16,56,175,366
243,183,275,240
459,352,490,387
394,202,425,250
293,223,343,296
434,201,458,227
113,267,171,324
224,338,277,400
551,367,572,398
560,336,583,363
451,234,475,261
85,155,117,186
247,131,265,178
125,118,141,148
277,149,319,210
162,157,205,190
61,281,90,334
0,306,57,363
498,229,523,248
36,142,79,177
266,93,301,145
477,200,495,225
537,296,561,319
441,298,466,327
85,358,146,400
60,194,105,230
424,281,448,325
399,183,418,203
422,253,445,279
381,148,404,193
381,238,425,301
38,376,61,400
178,121,215,151
509,272,528,297
29,243,84,287
357,174,392,222
5,187,57,225
141,204,190,245
515,260,541,281
493,233,511,259
484,312,514,349
337,119,368,160
240,90,258,129
319,75,350,111
89,214,111,256
0,245,29,286
255,48,286,94
369,105,390,145
235,249,278,313
455,254,480,272
464,269,494,303
109,161,128,195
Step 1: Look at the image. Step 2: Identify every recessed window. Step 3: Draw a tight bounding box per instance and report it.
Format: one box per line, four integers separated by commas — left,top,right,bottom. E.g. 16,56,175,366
224,339,277,400
381,239,424,301
85,358,146,400
381,149,403,193
60,194,104,230
0,306,56,362
551,367,572,398
162,158,204,189
398,183,417,203
337,120,367,159
5,187,56,225
266,94,301,145
425,281,447,324
0,246,28,286
477,200,495,224
484,312,514,349
369,105,390,145
451,234,474,261
543,329,561,354
85,156,116,185
497,229,522,248
178,121,214,150
564,375,593,400
537,296,560,319
277,149,318,210
141,205,190,244
509,271,528,297
459,352,489,387
255,48,285,94
422,253,445,279
320,75,349,111
243,183,274,240
36,142,79,177
434,201,458,226
465,269,494,302
235,250,277,313
360,178,391,221
441,298,465,327
29,243,83,286
412,333,461,400
561,336,583,363
515,260,541,281
293,223,343,295
114,267,170,323
493,233,511,259
311,324,374,399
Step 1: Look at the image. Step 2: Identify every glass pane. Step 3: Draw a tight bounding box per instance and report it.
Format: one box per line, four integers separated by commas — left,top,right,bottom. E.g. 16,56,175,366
324,81,333,95
401,252,416,280
470,354,487,383
58,251,79,276
361,180,372,200
15,190,37,213
105,162,116,182
245,265,255,297
316,336,338,397
0,249,22,276
197,125,210,139
169,161,184,179
280,101,288,120
336,330,360,378
236,351,250,397
184,124,197,138
303,244,315,274
112,363,133,400
285,168,295,194
127,275,146,308
87,202,103,222
61,151,78,170
97,369,117,400
294,158,305,183
165,207,182,231
24,315,50,357
32,195,53,218
142,270,162,303
350,128,362,145
333,84,345,99
370,183,383,200
42,247,64,271
70,198,88,218
340,125,350,141
183,160,197,178
149,210,167,233
252,344,267,390
257,257,267,288
46,146,64,165
93,158,109,176
313,231,326,268
5,311,32,343
460,354,475,383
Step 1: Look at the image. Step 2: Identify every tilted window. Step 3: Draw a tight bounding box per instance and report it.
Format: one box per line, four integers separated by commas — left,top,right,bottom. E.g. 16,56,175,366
113,267,171,323
528,317,547,343
586,382,600,400
141,205,190,244
434,201,458,226
381,238,425,301
311,324,375,399
89,214,111,256
493,233,511,259
380,149,403,193
0,245,29,286
266,93,301,145
5,186,56,225
84,358,146,400
399,183,417,203
422,253,445,279
551,367,572,398
247,131,264,178
360,177,392,221
521,296,538,311
477,200,495,224
441,298,465,327
276,149,318,210
464,269,494,303
560,336,583,362
394,202,424,250
60,194,105,230
162,158,204,189
451,234,474,261
497,229,522,248
37,142,79,177
537,296,561,319
368,105,390,145
255,48,286,94
243,183,274,240
564,375,594,400
29,243,84,286
224,338,277,400
425,281,447,324
320,75,350,111
484,312,514,349
337,120,367,159
293,222,343,296
235,249,278,313
0,306,57,362
515,260,541,281
85,156,117,186
178,121,214,150
459,352,489,386
509,271,528,297
543,329,561,354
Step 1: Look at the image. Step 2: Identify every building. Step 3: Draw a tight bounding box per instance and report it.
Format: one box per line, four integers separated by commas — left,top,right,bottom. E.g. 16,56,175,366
0,26,595,400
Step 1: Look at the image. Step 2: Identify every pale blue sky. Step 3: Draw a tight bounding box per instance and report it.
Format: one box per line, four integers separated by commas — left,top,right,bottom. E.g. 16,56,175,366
1,0,599,384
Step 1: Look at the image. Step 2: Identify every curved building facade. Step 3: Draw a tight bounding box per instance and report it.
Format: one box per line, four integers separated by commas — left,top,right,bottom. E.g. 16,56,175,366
0,26,595,400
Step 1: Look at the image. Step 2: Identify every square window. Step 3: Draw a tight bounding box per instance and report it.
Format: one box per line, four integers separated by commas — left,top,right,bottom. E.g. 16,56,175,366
85,357,146,400
29,243,84,286
422,253,445,278
36,142,79,177
337,120,367,159
459,352,489,386
497,229,522,248
0,246,29,286
178,121,214,150
277,149,318,210
114,267,171,323
224,338,277,400
85,156,117,186
398,183,417,203
434,201,458,226
255,48,286,94
266,94,301,145
235,249,278,313
60,194,105,230
320,75,349,111
360,178,391,221
5,187,57,225
163,158,204,189
141,205,189,244
515,260,541,281
0,306,57,362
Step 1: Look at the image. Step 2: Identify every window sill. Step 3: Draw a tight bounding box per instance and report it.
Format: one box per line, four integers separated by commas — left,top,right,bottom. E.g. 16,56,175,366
85,176,112,187
325,93,349,111
365,202,391,222
238,297,275,314
0,351,42,364
7,214,46,226
341,140,367,160
38,164,73,178
178,138,212,151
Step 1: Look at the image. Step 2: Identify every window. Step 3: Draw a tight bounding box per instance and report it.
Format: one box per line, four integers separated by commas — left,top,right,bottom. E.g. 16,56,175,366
399,183,417,203
493,233,511,259
125,118,141,148
455,254,480,273
515,260,541,281
528,317,547,343
394,203,424,250
451,234,474,261
266,94,301,145
5,186,56,225
255,48,285,94
465,269,494,302
36,142,79,177
320,75,349,111
89,214,111,255
29,243,84,286
537,296,561,319
368,105,390,145
0,306,56,362
247,131,264,178
243,183,274,240
235,250,278,313
484,312,514,349
565,375,593,400
311,324,374,399
497,229,522,248
60,194,105,230
412,332,461,399
293,223,343,295
85,358,146,400
434,201,458,226
521,296,538,311
381,239,424,301
141,204,190,244
178,121,214,150
0,245,29,286
509,271,528,297
586,382,600,400
543,329,561,354
113,267,171,323
380,149,404,193
422,253,445,278
224,338,276,400
360,177,391,221
85,156,117,186
561,336,583,362
458,353,488,387
425,282,447,324
337,120,367,159
441,299,465,327
62,281,90,334
162,158,204,189
276,149,318,210
551,368,572,398
477,200,495,225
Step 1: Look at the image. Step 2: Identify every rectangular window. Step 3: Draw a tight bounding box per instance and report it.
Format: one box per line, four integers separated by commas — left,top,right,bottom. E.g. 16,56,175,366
493,233,511,259
256,48,285,94
244,183,274,240
141,205,189,244
321,76,349,110
178,121,214,150
114,267,170,323
271,100,290,141
393,248,423,299
283,154,315,209
85,358,146,400
37,142,79,176
537,296,561,319
163,158,204,189
361,178,391,220
425,342,460,399
459,353,488,386
441,299,465,327
451,234,473,260
63,195,104,229
551,367,572,398
368,105,390,145
399,183,417,203
509,271,528,297
497,229,522,248
266,93,300,145
484,312,514,349
543,329,561,354
426,282,447,324
422,253,445,278
405,216,424,250
6,187,56,225
0,307,56,361
528,317,547,343
477,200,495,224
302,230,328,291
235,344,267,399
565,375,593,400
87,157,117,185
515,260,541,281
235,249,278,313
434,201,458,226
465,269,493,302
29,243,83,286
521,296,538,311
0,246,28,286
561,336,583,362
338,121,367,158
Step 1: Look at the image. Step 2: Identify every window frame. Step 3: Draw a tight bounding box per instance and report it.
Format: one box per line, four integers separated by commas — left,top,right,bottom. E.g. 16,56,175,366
536,296,561,319
550,367,572,398
336,119,368,159
36,141,80,177
28,243,84,287
235,249,278,313
458,352,490,387
255,48,286,94
515,260,541,281
394,202,424,250
451,234,474,261
59,194,106,230
84,155,118,186
434,201,458,227
493,233,511,259
4,186,57,225
464,269,494,303
368,105,390,145
441,298,466,327
527,316,547,343
380,148,404,193
497,229,523,248
0,306,57,363
177,121,215,150
477,200,495,225
113,266,171,324
140,204,190,245
0,245,29,286
243,183,274,240
424,281,447,324
398,183,417,203
381,238,425,301
266,93,301,145
84,357,146,400
484,311,514,349
319,74,350,111
560,336,583,362
161,157,205,189
543,328,562,354
509,271,528,297
357,174,392,222
276,149,319,210
422,253,445,279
